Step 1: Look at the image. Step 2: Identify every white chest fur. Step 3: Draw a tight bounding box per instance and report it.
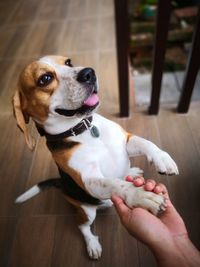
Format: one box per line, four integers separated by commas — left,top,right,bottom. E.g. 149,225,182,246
69,114,130,180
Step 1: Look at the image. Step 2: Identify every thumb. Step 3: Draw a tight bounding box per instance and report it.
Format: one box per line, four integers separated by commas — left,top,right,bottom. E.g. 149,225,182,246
111,195,130,217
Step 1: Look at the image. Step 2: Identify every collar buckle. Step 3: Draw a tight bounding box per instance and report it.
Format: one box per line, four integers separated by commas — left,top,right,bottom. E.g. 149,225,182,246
83,118,91,130
70,128,76,136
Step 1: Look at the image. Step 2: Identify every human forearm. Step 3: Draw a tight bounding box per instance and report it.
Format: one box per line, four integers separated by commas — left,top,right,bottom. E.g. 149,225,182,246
152,235,200,267
112,177,200,267
174,236,200,267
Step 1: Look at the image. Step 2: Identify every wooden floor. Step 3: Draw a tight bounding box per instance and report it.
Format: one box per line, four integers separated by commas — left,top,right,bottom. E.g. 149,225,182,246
0,0,200,266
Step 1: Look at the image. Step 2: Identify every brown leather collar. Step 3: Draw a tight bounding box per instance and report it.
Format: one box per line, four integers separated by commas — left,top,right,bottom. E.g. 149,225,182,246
36,116,93,141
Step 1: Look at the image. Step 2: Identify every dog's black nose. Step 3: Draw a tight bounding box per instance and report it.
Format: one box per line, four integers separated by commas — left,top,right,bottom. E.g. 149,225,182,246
77,68,96,84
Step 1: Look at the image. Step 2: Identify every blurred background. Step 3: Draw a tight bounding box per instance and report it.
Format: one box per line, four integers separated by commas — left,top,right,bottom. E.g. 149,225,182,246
129,0,200,106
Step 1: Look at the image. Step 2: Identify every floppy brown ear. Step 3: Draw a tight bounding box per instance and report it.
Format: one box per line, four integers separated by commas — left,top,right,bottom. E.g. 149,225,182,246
12,90,36,151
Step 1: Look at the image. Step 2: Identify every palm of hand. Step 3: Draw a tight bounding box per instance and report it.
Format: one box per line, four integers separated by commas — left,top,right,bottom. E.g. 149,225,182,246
113,176,188,248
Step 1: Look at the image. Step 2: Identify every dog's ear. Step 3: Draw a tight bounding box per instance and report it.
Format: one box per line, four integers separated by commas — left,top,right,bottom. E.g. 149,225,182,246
12,89,36,151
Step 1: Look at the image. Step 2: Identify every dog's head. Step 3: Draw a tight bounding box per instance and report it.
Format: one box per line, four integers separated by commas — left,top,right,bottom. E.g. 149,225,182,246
12,55,99,150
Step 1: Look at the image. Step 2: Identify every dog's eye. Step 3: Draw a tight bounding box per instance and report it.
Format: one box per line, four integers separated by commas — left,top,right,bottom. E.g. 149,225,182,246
37,73,53,87
65,59,73,67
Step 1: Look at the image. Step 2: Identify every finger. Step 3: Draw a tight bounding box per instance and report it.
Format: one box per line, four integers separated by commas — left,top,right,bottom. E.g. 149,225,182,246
153,183,169,197
125,176,134,182
133,177,145,187
153,185,163,194
111,195,130,215
126,176,145,187
144,179,156,191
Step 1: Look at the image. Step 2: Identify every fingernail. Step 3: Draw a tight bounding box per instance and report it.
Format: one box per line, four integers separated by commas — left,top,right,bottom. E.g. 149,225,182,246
126,176,133,182
156,186,161,191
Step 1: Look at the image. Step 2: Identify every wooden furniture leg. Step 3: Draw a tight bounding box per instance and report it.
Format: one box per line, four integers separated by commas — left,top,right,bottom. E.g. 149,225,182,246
114,0,129,117
177,6,200,113
149,0,171,115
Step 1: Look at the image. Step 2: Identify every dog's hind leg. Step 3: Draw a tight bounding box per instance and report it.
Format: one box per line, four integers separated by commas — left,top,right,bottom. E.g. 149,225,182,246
78,205,102,260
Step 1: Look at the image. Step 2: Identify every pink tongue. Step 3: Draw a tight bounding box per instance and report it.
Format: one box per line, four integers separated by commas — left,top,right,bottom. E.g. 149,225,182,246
84,93,99,106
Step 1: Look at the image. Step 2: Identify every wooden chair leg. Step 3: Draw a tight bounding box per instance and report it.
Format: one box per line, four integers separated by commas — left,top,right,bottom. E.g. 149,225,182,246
177,6,200,113
114,0,129,117
149,0,171,115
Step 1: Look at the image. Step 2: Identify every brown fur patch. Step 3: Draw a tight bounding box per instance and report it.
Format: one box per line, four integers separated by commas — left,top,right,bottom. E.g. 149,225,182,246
51,140,85,190
119,125,133,143
12,90,36,150
126,132,133,143
18,61,59,122
63,194,81,207
77,207,89,225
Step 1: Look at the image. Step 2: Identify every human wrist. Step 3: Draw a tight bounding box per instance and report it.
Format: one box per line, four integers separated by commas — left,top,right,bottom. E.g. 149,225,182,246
151,236,182,267
152,235,200,267
174,235,200,267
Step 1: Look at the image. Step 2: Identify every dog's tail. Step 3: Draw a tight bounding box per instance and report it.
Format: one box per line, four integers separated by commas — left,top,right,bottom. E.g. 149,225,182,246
15,178,62,203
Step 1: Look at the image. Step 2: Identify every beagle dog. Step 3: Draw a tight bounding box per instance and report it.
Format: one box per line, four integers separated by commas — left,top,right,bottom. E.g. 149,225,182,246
13,55,179,260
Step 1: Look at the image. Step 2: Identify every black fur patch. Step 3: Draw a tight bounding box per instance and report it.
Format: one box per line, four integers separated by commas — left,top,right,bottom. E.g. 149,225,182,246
58,168,102,205
46,139,80,152
38,169,102,206
38,178,62,190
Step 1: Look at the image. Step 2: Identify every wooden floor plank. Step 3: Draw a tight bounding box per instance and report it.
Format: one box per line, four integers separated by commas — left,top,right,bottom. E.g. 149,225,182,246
0,59,34,112
8,0,40,25
138,243,157,267
157,107,200,249
66,0,88,19
97,51,119,116
158,107,200,211
3,24,33,58
95,214,139,267
37,0,70,21
0,60,16,95
0,1,20,24
186,103,200,155
60,18,99,53
0,217,17,267
9,216,56,267
19,22,50,58
51,216,93,267
0,115,35,217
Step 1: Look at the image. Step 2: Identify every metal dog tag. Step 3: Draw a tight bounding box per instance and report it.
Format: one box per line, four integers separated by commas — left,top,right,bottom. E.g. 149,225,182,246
90,125,100,138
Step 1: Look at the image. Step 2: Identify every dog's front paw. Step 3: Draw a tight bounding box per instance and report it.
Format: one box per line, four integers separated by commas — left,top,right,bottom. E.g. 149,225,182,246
148,149,179,175
123,185,167,215
86,236,102,260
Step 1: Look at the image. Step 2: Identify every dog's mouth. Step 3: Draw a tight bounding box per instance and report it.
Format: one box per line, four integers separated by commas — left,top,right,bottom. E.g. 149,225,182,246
55,91,100,117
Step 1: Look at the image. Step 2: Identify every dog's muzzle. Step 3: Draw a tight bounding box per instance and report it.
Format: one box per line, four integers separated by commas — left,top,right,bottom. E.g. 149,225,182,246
55,68,99,117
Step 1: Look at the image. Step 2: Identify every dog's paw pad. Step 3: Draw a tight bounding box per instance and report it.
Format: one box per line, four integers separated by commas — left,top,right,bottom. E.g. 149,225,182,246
132,190,167,216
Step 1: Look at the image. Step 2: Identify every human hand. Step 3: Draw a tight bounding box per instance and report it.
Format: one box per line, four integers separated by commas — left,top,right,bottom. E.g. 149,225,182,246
112,176,200,267
111,176,187,251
